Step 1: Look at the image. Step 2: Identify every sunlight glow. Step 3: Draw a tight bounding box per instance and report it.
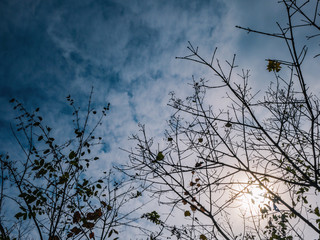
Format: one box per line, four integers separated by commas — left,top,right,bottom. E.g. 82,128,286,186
235,183,270,214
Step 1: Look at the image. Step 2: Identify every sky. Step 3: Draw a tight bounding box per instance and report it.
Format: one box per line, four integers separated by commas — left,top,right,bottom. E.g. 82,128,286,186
0,0,286,163
1,0,319,238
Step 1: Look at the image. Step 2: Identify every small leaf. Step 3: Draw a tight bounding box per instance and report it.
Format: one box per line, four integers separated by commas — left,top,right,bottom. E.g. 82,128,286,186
108,229,113,238
200,234,207,240
267,60,281,72
190,205,197,212
15,212,24,219
156,151,164,161
83,221,95,229
69,151,76,159
198,138,203,143
225,122,232,127
315,207,320,216
71,226,81,235
73,211,81,223
184,210,191,217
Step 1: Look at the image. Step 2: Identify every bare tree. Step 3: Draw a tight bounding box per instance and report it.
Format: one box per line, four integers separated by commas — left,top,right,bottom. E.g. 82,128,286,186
125,1,320,239
0,89,148,240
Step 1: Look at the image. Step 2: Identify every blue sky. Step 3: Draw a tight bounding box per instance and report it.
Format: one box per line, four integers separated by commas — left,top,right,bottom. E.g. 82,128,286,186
0,0,284,154
2,0,319,237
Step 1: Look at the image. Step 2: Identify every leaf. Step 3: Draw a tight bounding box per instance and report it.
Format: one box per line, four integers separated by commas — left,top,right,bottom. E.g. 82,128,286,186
101,201,107,207
73,211,81,223
43,149,50,154
71,226,81,235
108,229,114,238
200,234,207,240
38,136,43,141
14,212,24,219
83,221,95,229
184,210,191,217
275,61,281,72
168,137,173,141
315,207,320,217
190,205,197,212
87,212,96,220
198,138,203,143
48,236,59,240
69,151,76,159
89,232,94,239
141,211,161,225
267,60,281,72
156,151,164,161
195,162,203,168
67,232,74,238
225,122,232,127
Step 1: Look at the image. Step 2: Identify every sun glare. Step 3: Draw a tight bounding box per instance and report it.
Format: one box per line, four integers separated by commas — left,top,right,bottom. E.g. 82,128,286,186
250,186,267,205
235,183,269,214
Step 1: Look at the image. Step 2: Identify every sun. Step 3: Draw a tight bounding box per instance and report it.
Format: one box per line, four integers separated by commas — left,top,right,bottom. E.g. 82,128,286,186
249,185,268,205
234,183,269,214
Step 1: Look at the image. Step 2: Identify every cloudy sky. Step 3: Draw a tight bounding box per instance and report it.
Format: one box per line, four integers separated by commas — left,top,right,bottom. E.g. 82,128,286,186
1,0,319,237
0,0,286,157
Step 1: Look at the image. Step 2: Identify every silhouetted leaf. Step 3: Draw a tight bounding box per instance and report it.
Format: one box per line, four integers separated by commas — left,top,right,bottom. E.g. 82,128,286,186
200,234,207,240
184,210,191,217
69,151,76,159
156,152,164,161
